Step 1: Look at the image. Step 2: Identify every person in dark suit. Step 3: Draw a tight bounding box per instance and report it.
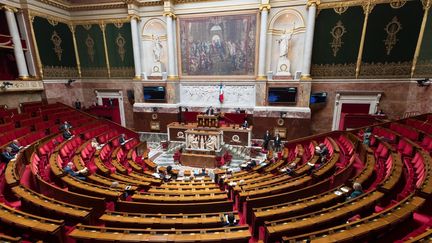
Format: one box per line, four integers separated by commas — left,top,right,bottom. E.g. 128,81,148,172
59,121,72,132
221,212,238,226
242,119,249,129
1,147,15,164
263,130,271,150
119,134,126,145
63,127,73,140
347,182,363,200
74,99,82,110
205,106,214,115
274,133,282,152
9,139,22,154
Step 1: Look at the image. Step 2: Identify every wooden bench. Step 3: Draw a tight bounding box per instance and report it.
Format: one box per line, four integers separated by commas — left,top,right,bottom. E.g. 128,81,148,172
148,187,224,195
11,185,92,223
264,190,385,242
0,202,64,242
132,192,228,203
61,175,122,201
116,200,234,214
100,211,240,229
69,224,251,242
282,195,425,243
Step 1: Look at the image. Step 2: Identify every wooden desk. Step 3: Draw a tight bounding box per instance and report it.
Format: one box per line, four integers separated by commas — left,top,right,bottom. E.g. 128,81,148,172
116,200,234,214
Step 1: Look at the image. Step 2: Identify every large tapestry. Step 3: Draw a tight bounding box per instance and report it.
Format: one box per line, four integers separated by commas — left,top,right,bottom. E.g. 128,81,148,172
179,12,257,76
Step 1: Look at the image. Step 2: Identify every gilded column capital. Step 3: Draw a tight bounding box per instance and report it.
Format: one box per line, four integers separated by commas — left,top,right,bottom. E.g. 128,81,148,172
361,1,375,15
2,5,18,13
307,0,320,7
422,0,432,10
128,14,140,21
68,24,76,33
163,11,177,19
259,4,271,11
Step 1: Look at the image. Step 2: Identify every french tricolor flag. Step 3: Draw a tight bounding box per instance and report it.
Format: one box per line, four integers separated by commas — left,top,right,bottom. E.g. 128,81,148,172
219,84,224,103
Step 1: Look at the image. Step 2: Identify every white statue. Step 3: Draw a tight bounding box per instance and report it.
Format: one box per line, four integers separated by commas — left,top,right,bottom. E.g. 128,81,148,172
188,134,199,149
152,35,162,62
277,28,293,58
276,24,295,76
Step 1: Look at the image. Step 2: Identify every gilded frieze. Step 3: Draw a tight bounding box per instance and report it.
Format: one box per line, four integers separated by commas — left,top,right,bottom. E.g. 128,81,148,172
311,63,356,78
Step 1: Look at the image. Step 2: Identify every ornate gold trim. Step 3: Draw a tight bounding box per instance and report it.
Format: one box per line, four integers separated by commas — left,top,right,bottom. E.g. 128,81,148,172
100,23,111,78
256,75,267,81
163,12,177,19
311,63,356,78
28,14,44,79
411,0,431,77
330,20,346,57
318,0,397,9
69,24,82,78
307,0,321,7
355,1,374,78
389,0,407,8
359,61,411,78
383,16,402,55
1,5,18,13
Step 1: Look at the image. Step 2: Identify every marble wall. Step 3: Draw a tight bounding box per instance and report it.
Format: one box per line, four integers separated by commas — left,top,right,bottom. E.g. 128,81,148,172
0,92,42,110
309,80,431,134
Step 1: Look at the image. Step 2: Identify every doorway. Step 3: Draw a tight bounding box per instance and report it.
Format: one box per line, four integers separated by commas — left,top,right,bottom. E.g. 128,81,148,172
95,90,126,127
331,91,382,131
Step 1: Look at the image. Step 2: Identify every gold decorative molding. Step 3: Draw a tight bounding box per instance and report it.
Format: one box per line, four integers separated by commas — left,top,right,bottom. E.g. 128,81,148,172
311,63,356,78
360,61,411,78
389,0,406,9
318,0,395,9
0,80,44,93
43,66,79,78
100,23,111,78
333,5,348,14
128,14,140,21
383,16,402,55
330,20,346,57
411,0,430,77
111,67,135,78
413,60,432,77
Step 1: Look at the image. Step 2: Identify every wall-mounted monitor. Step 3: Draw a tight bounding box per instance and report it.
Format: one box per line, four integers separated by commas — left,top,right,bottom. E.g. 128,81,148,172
268,87,297,105
143,86,166,102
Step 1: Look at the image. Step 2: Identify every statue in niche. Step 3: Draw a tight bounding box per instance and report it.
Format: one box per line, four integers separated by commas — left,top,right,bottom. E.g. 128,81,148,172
151,34,163,76
276,23,295,77
188,134,199,149
152,35,162,62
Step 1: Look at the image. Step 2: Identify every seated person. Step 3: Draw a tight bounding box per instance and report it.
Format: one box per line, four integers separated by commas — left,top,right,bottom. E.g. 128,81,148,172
1,147,16,164
63,162,87,180
315,143,329,163
59,121,72,132
347,182,363,200
280,162,297,175
91,138,103,150
221,212,238,226
363,127,372,146
119,134,126,145
9,139,23,154
63,127,73,140
110,181,134,200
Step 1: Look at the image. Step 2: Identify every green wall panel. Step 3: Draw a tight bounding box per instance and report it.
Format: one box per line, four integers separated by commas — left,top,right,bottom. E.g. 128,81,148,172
75,24,107,77
311,6,363,78
105,23,134,68
361,0,423,77
105,22,134,77
312,7,363,64
33,16,77,77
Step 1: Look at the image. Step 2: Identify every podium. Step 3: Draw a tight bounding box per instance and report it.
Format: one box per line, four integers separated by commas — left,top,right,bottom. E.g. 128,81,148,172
197,115,219,128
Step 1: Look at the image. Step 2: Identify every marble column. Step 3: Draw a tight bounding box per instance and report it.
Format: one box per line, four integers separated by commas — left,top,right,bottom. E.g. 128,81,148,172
165,12,176,80
257,4,270,80
300,1,317,79
4,6,29,79
138,19,147,79
130,16,142,79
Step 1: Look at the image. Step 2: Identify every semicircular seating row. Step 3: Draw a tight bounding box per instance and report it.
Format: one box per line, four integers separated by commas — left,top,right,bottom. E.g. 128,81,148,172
0,102,431,243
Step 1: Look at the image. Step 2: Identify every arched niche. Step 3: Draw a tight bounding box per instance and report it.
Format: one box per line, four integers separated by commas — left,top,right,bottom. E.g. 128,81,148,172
141,18,168,77
266,8,306,79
